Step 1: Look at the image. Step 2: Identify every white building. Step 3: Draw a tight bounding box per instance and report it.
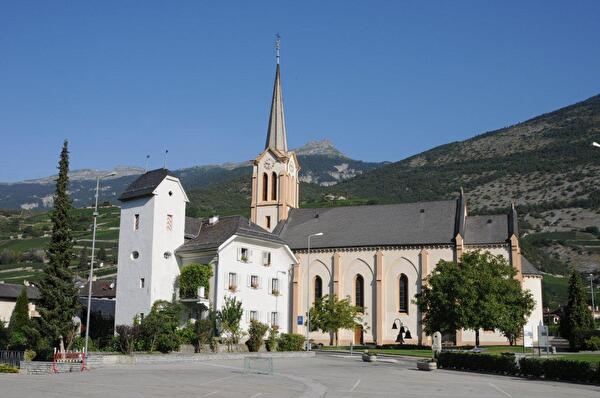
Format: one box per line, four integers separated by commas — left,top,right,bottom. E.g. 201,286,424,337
114,171,297,332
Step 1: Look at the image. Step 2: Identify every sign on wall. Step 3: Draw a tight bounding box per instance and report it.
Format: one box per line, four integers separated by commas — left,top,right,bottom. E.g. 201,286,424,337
297,315,304,326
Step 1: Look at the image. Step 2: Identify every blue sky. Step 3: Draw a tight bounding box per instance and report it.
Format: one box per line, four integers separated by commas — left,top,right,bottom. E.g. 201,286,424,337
1,1,599,182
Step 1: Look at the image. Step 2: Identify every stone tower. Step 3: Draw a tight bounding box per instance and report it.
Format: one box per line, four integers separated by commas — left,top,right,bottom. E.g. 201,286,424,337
250,38,300,232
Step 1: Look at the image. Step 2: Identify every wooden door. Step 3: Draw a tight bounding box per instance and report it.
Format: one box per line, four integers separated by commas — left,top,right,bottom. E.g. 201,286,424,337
354,325,364,345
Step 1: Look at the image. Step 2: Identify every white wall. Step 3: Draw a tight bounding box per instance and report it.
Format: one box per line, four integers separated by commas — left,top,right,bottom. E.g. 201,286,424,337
215,236,296,333
114,176,187,326
523,275,544,343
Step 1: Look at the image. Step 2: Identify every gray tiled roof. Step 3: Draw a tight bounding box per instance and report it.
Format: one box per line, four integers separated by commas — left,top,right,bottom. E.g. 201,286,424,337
521,256,542,276
0,283,40,300
464,215,510,244
177,215,286,253
184,217,202,238
78,280,116,299
118,168,176,201
275,201,462,250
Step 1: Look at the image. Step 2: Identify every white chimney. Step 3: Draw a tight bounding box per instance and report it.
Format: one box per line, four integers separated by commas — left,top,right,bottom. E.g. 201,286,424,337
209,215,219,225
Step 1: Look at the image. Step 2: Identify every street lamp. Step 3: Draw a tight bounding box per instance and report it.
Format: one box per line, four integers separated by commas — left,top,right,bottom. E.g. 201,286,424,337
275,270,287,328
84,171,117,357
391,318,412,344
306,232,323,350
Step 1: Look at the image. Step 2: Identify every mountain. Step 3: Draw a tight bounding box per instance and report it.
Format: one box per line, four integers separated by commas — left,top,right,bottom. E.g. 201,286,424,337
187,94,600,275
0,140,384,210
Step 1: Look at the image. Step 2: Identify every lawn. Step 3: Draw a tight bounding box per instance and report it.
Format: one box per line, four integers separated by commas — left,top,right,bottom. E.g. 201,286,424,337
320,345,525,358
556,353,600,364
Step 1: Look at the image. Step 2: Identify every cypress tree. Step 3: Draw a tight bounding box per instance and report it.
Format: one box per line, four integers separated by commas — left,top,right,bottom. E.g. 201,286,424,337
8,287,29,333
36,140,80,349
560,268,595,350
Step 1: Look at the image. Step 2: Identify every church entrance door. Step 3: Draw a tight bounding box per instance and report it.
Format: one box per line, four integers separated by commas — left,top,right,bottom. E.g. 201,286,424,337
354,325,364,345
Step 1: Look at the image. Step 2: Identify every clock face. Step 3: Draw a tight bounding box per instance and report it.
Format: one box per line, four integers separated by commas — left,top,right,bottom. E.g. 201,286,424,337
288,161,295,174
264,159,274,170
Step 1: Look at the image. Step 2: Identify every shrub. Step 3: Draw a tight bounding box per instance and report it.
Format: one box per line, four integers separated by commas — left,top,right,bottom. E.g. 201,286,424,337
138,301,182,353
246,320,268,352
518,357,544,378
277,333,305,351
437,352,518,374
584,336,600,351
115,324,140,354
178,263,213,298
266,327,278,352
0,364,19,373
542,359,596,383
24,349,36,362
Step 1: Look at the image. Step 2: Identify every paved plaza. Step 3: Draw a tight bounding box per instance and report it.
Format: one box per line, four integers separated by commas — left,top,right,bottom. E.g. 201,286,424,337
1,353,599,398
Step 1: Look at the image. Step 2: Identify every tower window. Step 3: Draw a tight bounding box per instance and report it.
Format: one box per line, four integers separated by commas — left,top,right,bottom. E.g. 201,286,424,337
131,251,139,260
166,214,173,231
266,216,271,230
140,278,145,288
134,214,140,230
262,173,269,201
271,172,277,200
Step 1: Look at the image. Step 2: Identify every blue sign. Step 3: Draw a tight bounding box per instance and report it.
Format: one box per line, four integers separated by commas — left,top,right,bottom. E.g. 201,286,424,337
297,315,304,325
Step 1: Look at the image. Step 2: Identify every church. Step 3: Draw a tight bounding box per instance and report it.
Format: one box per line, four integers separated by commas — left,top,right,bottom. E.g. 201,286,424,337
114,42,544,346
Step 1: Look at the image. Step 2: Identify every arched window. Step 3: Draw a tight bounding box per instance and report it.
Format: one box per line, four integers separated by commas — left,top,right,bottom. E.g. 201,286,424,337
355,274,364,309
314,276,323,302
399,274,408,313
271,172,278,201
262,173,269,201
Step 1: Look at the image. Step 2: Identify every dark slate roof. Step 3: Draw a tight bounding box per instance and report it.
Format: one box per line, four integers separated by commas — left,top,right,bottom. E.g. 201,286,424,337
275,201,461,250
78,280,116,299
177,215,286,253
464,215,509,244
521,256,542,276
0,283,40,300
184,217,202,239
118,168,176,201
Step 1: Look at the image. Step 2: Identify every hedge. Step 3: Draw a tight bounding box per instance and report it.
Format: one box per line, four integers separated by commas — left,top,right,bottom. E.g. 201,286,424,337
438,351,600,384
438,352,518,375
277,333,305,351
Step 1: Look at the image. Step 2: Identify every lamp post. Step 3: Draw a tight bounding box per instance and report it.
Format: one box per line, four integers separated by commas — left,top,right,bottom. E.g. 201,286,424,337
306,232,323,350
275,270,287,328
391,318,412,345
84,172,116,356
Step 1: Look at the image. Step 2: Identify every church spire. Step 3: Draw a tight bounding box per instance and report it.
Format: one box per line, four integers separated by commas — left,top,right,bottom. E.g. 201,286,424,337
265,34,288,153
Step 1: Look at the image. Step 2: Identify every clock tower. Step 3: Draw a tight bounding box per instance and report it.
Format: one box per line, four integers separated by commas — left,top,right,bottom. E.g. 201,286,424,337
250,37,300,232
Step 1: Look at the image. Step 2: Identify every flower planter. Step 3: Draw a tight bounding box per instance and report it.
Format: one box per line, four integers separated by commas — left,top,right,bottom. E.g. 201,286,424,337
362,354,377,362
417,360,437,371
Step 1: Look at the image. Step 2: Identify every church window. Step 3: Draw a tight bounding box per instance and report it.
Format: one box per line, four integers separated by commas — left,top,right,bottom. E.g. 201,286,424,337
262,173,269,201
271,172,278,200
399,274,408,313
355,275,364,310
266,216,271,230
134,214,140,230
166,214,173,231
314,276,323,302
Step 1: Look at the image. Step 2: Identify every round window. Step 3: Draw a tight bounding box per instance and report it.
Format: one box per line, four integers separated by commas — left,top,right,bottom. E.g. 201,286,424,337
168,191,173,196
131,251,139,260
163,251,171,259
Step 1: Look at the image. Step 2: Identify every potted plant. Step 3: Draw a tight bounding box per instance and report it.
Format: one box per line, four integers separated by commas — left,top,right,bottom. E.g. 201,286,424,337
361,349,377,362
417,358,437,371
241,255,249,263
228,284,237,292
271,289,280,296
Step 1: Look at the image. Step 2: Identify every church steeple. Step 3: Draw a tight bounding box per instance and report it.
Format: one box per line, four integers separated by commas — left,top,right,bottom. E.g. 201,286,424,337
265,34,288,153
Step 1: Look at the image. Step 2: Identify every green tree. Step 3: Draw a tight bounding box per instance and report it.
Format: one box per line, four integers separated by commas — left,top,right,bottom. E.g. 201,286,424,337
217,296,244,351
36,140,80,350
560,269,595,350
78,247,88,270
178,263,213,298
138,300,182,353
0,320,8,349
246,320,269,352
7,287,40,350
97,247,107,262
309,294,360,346
416,251,534,347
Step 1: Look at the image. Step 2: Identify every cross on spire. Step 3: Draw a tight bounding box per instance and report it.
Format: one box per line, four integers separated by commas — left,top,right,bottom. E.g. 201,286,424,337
276,33,281,65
